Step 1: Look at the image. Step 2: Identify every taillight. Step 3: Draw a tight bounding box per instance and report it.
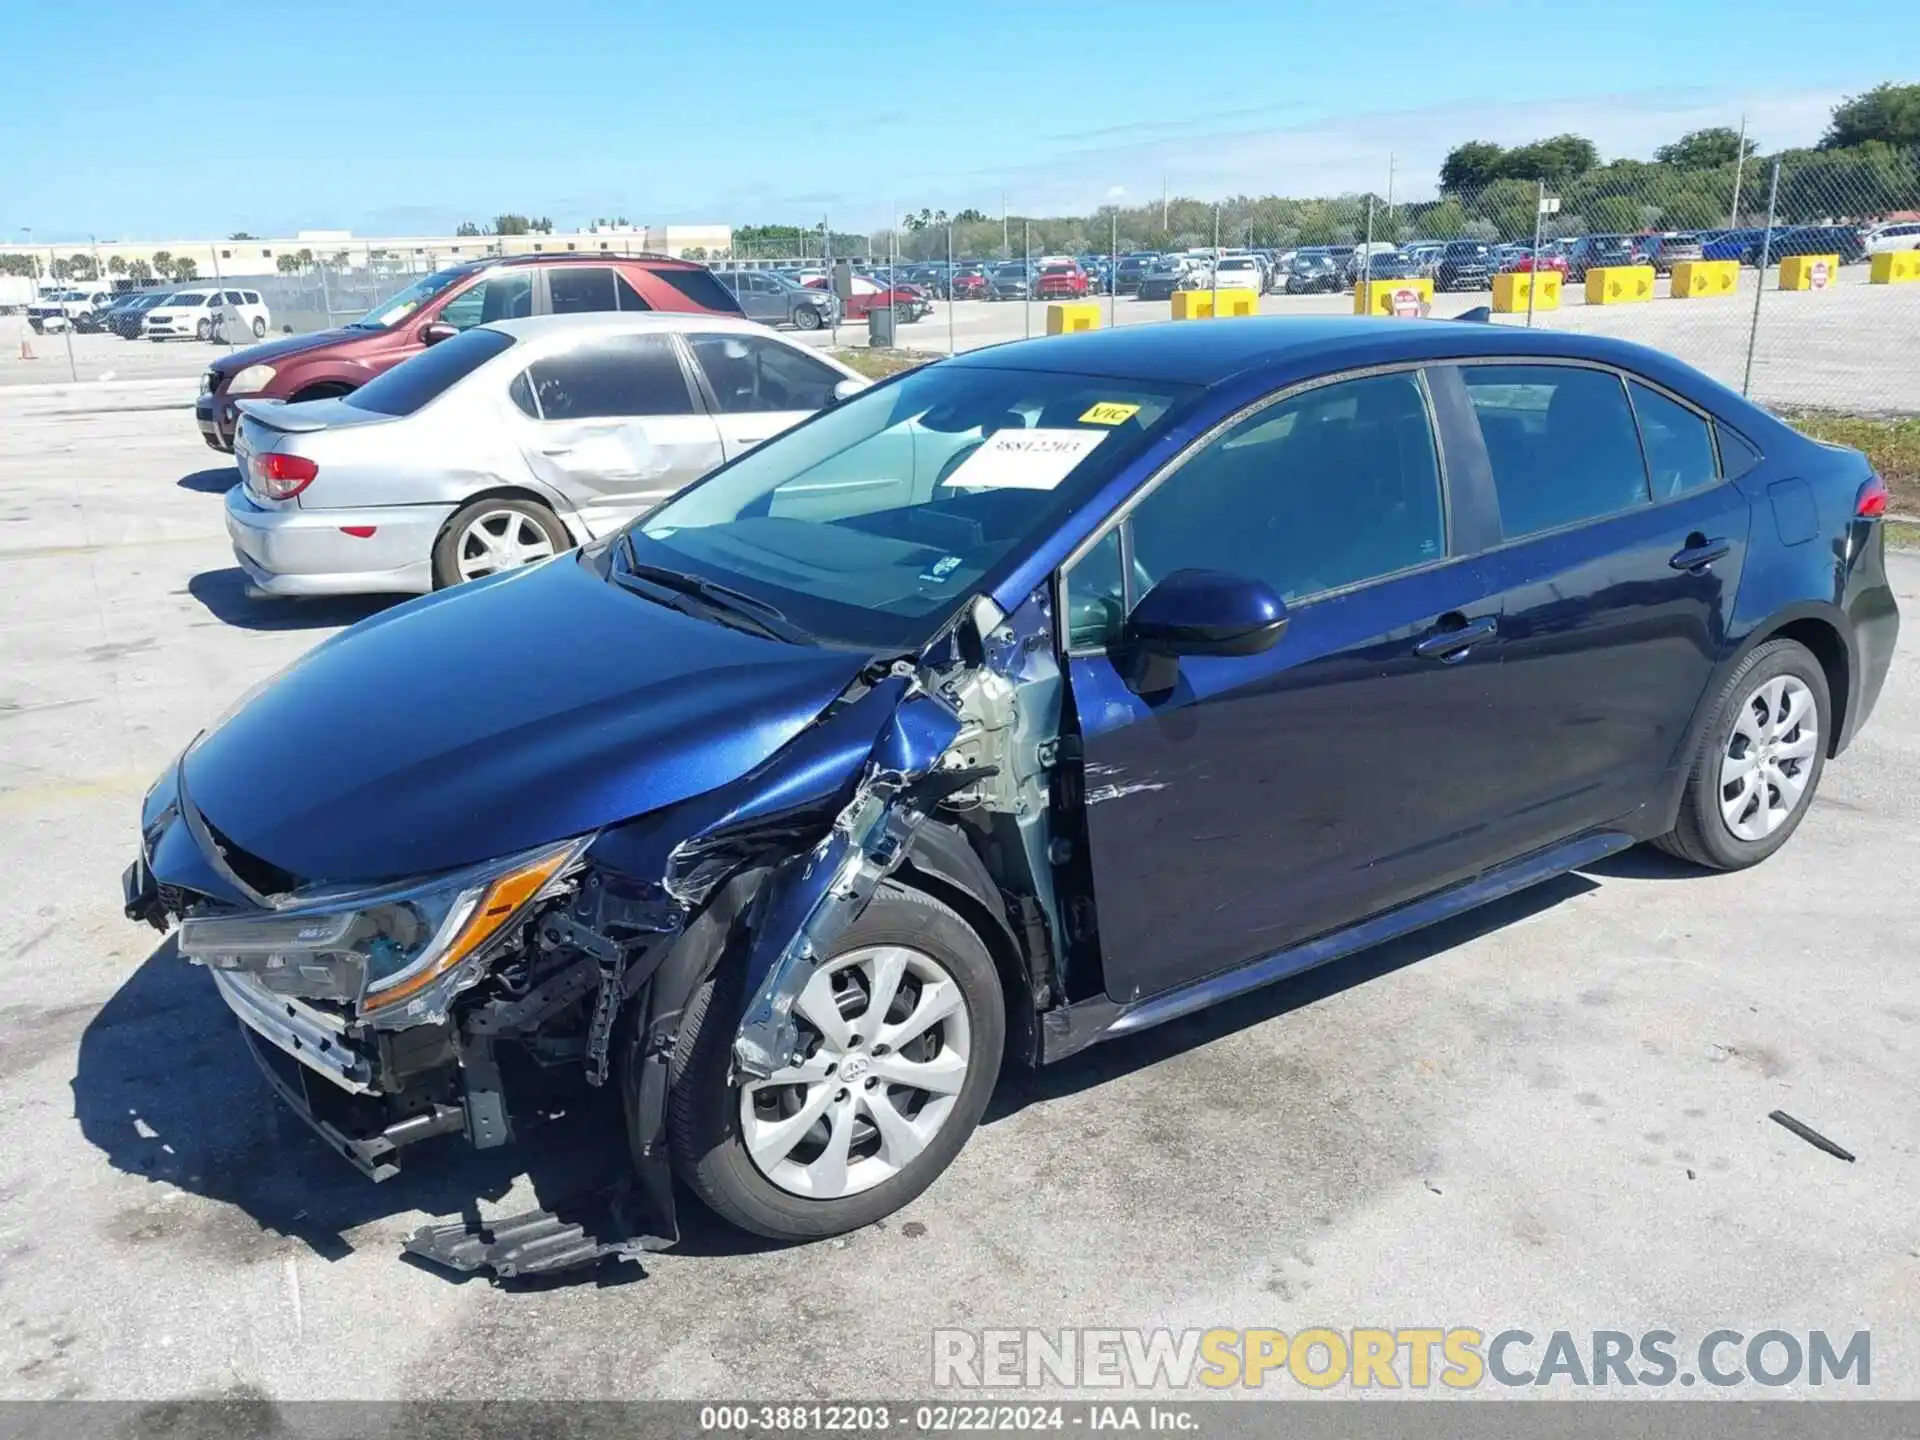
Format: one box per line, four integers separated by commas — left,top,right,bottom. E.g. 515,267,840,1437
1855,475,1889,519
253,451,317,500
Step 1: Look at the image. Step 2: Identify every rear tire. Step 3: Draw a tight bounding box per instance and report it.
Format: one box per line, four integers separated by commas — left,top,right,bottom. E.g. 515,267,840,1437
431,496,569,589
664,882,1005,1241
1653,638,1829,871
252,317,267,338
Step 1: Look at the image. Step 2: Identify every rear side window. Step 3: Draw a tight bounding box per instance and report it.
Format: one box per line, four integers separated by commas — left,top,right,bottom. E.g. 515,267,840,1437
1627,381,1718,499
242,290,261,305
1463,365,1650,540
647,267,745,314
689,334,843,413
349,327,514,416
547,267,617,314
522,335,697,420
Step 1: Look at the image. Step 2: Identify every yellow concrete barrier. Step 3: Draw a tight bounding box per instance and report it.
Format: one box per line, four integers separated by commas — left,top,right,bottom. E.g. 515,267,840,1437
1869,251,1920,284
1669,259,1739,298
1491,271,1560,312
1779,254,1840,291
1585,266,1655,305
1046,302,1101,335
1170,290,1214,320
1353,277,1434,317
1211,287,1259,317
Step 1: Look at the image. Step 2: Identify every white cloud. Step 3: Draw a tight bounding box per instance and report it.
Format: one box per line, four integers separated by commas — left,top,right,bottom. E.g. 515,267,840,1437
926,85,1850,214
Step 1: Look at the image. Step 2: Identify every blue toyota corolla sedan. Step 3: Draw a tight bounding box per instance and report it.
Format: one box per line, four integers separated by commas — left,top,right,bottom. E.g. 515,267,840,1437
124,317,1898,1269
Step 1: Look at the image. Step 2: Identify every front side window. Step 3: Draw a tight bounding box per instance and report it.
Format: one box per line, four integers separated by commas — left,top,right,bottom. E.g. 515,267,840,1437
690,335,843,413
523,334,696,421
632,366,1196,649
547,267,617,315
1086,372,1445,643
436,272,534,331
1462,364,1650,540
353,267,469,329
1628,381,1718,500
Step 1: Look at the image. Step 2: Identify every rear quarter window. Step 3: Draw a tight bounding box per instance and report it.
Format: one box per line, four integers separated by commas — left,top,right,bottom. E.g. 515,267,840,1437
348,327,515,417
645,267,745,314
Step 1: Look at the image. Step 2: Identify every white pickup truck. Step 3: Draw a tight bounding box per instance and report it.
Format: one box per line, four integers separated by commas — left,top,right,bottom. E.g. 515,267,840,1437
26,286,115,333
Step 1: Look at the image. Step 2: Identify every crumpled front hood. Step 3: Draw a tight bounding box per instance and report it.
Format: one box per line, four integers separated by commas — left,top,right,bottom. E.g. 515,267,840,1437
182,555,874,885
209,328,358,378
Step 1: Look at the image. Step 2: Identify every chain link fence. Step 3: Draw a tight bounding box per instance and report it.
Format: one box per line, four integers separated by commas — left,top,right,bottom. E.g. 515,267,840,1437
732,145,1920,418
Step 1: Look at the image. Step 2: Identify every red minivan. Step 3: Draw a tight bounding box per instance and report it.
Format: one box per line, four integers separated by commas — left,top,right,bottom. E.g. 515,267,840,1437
195,254,744,452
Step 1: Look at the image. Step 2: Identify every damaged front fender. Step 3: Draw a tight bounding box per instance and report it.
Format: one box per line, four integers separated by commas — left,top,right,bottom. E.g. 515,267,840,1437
731,685,978,1079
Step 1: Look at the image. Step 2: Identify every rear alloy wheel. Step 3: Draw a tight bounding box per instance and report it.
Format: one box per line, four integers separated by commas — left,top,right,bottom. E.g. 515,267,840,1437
432,497,567,589
252,317,267,339
1654,638,1829,870
664,883,1004,1240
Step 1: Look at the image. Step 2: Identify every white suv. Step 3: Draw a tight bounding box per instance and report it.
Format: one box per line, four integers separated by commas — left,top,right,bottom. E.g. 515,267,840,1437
143,288,272,342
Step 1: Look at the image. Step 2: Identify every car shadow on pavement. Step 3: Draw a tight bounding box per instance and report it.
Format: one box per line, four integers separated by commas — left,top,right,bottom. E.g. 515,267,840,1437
188,567,399,632
986,871,1599,1122
71,935,642,1276
1577,846,1703,881
176,467,236,495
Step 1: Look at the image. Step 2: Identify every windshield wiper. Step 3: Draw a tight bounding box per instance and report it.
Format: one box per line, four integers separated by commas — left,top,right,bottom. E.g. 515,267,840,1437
613,540,811,644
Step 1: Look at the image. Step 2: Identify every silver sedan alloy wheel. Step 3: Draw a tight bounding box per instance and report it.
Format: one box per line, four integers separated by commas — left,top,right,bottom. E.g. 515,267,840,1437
455,508,557,582
1721,674,1818,841
739,944,971,1200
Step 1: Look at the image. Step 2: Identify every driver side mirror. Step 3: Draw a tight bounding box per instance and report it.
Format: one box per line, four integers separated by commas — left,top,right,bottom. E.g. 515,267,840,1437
1121,568,1288,695
420,321,459,346
829,378,866,404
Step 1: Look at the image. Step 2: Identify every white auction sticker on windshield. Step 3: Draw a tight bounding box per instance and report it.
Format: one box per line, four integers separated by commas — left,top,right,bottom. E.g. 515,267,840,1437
941,428,1107,491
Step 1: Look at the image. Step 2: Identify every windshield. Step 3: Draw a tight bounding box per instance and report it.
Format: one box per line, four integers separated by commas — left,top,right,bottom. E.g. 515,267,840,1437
625,364,1199,650
352,267,469,329
165,292,210,307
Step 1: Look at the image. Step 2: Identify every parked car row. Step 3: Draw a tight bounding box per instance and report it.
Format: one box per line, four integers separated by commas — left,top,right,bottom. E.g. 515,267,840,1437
26,282,274,340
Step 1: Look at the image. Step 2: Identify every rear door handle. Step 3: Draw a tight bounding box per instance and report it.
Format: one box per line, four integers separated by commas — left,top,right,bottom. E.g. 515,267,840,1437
1669,535,1730,571
1414,613,1498,661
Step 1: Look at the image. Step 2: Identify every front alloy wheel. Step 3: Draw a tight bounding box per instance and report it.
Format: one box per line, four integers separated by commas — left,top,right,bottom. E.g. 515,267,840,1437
741,944,970,1199
662,882,1004,1240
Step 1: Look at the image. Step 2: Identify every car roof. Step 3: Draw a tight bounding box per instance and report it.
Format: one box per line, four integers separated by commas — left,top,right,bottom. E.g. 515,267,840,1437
483,312,779,342
943,315,1729,391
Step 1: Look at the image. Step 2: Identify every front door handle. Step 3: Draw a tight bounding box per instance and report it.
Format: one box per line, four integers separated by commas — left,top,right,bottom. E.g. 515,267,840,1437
539,445,574,457
1669,534,1730,571
1414,613,1498,661
734,436,766,448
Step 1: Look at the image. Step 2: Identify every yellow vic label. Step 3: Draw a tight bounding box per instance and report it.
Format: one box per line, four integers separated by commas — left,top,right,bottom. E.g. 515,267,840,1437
1079,402,1140,426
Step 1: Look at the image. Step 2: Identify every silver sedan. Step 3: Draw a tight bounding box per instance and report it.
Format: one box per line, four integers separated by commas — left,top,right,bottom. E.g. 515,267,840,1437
223,313,867,596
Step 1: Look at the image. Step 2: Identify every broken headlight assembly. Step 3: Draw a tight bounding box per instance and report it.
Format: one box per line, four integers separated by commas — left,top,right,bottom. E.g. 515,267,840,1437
176,835,589,1025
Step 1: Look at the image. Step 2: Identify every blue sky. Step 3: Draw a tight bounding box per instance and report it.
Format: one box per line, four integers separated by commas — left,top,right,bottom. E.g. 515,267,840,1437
3,0,1904,241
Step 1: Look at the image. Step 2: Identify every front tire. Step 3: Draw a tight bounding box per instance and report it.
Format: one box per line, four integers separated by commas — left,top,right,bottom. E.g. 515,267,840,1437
1654,638,1829,871
664,883,1005,1241
793,305,822,332
195,318,213,341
